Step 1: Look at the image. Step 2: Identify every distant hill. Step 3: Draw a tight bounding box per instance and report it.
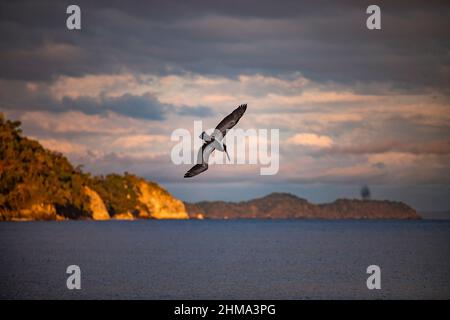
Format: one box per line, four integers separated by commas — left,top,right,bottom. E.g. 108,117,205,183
185,192,420,219
0,114,187,221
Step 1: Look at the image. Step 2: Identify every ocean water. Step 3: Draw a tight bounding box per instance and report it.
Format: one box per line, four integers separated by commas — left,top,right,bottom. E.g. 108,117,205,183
0,220,449,300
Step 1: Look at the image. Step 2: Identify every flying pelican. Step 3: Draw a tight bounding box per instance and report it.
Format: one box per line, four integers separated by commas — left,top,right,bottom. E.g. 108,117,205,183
184,104,247,178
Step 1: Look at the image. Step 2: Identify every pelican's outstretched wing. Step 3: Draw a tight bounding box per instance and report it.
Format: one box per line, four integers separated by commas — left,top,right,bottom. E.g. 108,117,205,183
184,163,208,178
213,104,247,140
184,141,215,178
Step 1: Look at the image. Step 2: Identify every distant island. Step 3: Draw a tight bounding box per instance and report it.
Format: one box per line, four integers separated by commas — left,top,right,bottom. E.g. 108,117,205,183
185,193,420,220
0,114,419,221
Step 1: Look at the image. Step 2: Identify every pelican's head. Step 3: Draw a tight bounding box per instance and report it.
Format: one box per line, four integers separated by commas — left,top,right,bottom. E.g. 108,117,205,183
200,131,213,142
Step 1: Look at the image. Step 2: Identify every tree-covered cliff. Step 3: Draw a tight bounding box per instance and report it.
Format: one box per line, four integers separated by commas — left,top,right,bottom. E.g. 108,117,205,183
0,114,187,221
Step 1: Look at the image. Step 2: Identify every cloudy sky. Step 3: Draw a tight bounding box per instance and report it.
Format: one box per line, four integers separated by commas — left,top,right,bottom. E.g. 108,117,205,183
1,1,449,210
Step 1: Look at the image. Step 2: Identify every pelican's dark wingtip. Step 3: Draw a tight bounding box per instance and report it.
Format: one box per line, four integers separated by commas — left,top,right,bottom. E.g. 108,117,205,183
183,163,208,178
237,103,247,115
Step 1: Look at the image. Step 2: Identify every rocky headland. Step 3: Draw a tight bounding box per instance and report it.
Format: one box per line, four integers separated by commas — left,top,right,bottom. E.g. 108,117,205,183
0,114,188,221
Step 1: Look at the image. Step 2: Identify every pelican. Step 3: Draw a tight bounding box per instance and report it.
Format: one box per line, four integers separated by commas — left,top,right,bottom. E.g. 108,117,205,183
184,104,247,178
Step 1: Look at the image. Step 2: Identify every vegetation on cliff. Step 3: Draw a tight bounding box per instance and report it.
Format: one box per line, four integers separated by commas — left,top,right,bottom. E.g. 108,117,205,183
91,173,188,219
0,114,187,220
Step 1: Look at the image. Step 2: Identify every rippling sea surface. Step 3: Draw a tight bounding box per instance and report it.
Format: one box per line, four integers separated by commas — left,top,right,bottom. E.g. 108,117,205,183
0,220,449,299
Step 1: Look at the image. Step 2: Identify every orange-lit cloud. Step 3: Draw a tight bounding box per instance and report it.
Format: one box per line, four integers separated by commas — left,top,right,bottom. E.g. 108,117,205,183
287,133,333,148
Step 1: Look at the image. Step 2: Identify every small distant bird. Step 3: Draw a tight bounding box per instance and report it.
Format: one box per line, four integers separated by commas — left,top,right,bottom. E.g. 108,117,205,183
184,104,247,178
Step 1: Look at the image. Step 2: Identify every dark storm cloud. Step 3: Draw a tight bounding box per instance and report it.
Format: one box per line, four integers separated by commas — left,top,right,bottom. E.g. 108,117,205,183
62,94,168,120
0,80,213,120
0,0,449,91
63,94,216,119
176,105,215,117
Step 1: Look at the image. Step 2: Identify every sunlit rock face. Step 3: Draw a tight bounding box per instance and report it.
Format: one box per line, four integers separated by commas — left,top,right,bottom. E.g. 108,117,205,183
15,203,57,221
113,212,135,220
0,202,65,221
83,186,110,220
0,203,57,221
137,181,188,219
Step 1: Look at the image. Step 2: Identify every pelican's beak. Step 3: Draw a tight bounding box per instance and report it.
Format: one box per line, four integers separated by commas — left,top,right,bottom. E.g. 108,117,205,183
224,144,231,161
